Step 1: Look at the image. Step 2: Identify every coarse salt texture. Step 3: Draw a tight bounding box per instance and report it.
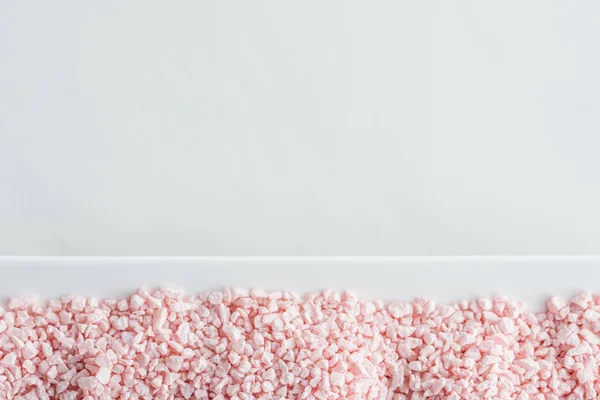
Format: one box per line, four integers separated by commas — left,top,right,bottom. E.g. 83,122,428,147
1,290,600,399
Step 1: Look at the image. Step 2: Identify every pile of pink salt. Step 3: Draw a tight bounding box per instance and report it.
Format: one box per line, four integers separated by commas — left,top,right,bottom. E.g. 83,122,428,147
0,289,599,399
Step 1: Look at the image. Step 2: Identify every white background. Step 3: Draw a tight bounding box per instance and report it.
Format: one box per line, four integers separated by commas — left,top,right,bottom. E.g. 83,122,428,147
1,2,600,256
2,256,599,311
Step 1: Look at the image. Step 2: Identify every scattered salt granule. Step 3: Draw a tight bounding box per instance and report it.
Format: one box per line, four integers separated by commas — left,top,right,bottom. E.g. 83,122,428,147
2,289,600,399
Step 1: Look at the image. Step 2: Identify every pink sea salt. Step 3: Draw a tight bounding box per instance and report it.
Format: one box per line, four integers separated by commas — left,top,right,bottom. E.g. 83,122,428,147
1,289,600,399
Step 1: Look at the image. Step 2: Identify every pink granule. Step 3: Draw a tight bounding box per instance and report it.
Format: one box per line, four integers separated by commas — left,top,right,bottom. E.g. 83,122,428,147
1,290,599,399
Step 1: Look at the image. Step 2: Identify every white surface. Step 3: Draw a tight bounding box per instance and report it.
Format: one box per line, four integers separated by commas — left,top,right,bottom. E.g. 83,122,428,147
1,256,599,312
2,2,600,256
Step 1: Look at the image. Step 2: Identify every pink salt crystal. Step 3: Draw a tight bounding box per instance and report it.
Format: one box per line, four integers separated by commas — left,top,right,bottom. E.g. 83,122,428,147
478,298,493,311
498,317,515,334
1,352,16,366
47,366,57,379
78,376,99,390
262,381,274,392
330,371,345,387
130,294,144,310
388,302,412,318
152,307,167,331
113,316,129,330
3,289,600,399
22,359,35,374
583,308,600,322
571,292,592,308
71,296,86,312
95,353,111,368
21,342,39,360
8,297,36,310
238,359,251,374
166,355,182,372
96,367,111,385
547,297,566,313
208,292,223,305
116,299,128,311
150,375,162,388
176,322,190,344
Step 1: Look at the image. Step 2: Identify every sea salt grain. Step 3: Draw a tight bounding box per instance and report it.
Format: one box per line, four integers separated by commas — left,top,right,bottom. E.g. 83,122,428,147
1,290,600,399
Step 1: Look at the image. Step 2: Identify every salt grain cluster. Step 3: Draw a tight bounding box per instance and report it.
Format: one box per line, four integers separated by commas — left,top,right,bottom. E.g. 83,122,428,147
1,289,600,399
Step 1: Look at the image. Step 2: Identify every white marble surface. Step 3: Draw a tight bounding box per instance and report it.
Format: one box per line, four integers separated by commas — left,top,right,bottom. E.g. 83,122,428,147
1,2,600,255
